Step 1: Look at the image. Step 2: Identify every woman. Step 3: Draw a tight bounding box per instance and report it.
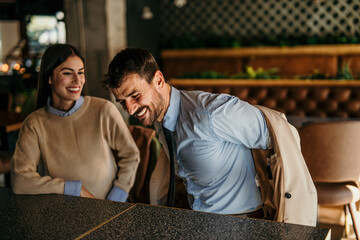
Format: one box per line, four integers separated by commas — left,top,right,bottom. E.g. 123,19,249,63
11,44,139,202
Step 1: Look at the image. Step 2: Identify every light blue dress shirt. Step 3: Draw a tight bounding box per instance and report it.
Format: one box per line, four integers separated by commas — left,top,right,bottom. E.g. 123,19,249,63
155,87,269,214
46,96,128,202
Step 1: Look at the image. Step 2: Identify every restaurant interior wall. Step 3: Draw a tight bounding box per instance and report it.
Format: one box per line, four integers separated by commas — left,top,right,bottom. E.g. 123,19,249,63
126,0,161,60
159,0,359,49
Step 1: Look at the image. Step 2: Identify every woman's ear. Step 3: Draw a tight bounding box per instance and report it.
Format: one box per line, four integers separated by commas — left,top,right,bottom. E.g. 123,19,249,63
48,76,52,84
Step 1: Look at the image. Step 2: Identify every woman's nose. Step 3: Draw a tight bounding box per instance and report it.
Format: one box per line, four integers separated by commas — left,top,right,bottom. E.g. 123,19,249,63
72,74,81,83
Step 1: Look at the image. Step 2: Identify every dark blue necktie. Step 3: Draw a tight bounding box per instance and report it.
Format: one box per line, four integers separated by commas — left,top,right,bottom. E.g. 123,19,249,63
163,127,175,207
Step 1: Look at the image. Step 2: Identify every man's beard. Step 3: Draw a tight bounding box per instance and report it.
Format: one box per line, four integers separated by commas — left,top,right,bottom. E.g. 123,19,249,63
136,90,164,127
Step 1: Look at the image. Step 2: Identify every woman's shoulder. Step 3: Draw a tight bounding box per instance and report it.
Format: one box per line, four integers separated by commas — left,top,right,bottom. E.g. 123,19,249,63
85,96,119,112
21,108,48,127
86,95,113,106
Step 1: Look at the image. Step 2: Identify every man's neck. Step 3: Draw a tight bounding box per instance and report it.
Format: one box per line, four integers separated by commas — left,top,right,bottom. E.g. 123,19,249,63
158,83,172,122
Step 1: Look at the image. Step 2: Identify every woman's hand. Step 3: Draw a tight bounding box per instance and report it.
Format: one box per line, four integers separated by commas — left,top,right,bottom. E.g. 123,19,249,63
80,186,95,199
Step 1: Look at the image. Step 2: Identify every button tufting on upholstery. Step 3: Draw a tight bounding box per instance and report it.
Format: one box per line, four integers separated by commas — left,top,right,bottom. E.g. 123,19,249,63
282,99,296,112
314,88,330,101
345,100,360,113
273,88,288,100
334,88,351,102
291,88,308,100
233,89,249,99
263,98,277,109
254,88,268,100
174,84,360,119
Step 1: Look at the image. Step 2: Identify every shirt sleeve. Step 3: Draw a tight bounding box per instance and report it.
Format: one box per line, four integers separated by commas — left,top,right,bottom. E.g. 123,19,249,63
64,180,81,196
106,186,129,202
102,102,140,193
210,95,269,149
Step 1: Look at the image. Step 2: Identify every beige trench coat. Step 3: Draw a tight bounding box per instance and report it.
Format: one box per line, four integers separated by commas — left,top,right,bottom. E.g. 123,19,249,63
253,105,317,227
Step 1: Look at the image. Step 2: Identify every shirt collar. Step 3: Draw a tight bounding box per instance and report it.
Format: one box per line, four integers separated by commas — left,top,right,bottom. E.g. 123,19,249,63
162,86,180,132
46,96,84,117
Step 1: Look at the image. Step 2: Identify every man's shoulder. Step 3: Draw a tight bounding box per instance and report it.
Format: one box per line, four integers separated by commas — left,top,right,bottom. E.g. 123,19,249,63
179,89,234,112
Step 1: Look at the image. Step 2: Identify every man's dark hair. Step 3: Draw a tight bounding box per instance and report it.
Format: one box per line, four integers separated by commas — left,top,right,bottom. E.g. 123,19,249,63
103,48,160,89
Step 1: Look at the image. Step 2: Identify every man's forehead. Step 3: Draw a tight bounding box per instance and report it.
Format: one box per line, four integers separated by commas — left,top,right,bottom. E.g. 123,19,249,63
112,83,132,98
113,80,141,98
113,74,150,96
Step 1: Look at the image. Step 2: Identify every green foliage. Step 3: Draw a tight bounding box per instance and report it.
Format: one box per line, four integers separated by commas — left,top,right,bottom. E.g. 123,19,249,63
178,67,279,79
295,69,331,80
179,71,228,79
336,62,353,80
178,64,360,80
295,62,358,80
235,66,280,79
164,33,360,50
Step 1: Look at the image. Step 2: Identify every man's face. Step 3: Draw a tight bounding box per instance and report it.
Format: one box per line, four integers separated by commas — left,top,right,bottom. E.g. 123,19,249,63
112,73,165,127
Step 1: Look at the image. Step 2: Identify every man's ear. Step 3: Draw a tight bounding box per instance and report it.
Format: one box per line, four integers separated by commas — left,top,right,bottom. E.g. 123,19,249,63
153,70,165,88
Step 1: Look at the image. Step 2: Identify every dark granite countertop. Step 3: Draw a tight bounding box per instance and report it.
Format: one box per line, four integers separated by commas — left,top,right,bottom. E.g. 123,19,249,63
82,203,331,240
0,187,134,239
0,187,331,239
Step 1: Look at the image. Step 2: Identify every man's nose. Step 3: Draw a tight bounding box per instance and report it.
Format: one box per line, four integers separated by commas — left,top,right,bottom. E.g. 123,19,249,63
125,101,137,115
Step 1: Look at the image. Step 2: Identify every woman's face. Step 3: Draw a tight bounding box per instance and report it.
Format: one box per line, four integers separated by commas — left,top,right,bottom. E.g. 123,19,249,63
49,55,85,111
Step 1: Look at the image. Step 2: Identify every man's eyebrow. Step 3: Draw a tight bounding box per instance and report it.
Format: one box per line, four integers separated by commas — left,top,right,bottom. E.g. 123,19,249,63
126,90,136,97
115,90,136,102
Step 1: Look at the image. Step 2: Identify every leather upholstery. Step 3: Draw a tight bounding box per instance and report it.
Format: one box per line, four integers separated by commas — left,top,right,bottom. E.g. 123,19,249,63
299,121,360,239
0,151,11,174
175,84,360,118
315,182,360,205
299,121,360,184
0,151,12,187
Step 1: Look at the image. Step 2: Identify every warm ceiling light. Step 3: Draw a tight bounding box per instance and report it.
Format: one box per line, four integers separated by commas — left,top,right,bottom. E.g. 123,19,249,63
1,64,9,72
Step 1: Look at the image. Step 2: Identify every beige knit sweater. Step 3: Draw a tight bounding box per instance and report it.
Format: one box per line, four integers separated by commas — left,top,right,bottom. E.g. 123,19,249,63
11,96,140,199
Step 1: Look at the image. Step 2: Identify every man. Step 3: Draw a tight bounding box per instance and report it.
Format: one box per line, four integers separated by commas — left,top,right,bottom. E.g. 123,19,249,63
103,48,269,217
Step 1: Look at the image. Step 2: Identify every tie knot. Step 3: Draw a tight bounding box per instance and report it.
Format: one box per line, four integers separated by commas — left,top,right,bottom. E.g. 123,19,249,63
163,127,173,136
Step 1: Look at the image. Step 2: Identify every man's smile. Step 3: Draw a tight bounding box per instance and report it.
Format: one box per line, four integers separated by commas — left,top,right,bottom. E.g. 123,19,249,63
135,107,147,118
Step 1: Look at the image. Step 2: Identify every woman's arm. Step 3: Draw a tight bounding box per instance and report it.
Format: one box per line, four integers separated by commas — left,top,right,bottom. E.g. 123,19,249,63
11,116,66,195
103,102,140,199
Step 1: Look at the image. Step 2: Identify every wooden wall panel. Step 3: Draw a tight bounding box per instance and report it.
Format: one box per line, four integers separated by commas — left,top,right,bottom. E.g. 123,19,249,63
248,55,338,78
162,58,242,79
161,45,360,80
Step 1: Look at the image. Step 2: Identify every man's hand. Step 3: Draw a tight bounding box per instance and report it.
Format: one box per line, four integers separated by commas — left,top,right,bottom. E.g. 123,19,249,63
80,186,95,199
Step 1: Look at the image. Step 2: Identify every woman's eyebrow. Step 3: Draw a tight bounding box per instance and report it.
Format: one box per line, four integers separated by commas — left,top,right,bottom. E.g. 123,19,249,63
60,67,75,71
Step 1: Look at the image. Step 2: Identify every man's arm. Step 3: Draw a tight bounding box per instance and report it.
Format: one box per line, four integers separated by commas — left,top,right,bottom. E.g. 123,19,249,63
210,95,269,149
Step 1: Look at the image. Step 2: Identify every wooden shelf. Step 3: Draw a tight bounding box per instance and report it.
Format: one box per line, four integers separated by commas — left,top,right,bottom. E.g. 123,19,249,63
170,79,360,87
161,44,360,80
162,44,360,58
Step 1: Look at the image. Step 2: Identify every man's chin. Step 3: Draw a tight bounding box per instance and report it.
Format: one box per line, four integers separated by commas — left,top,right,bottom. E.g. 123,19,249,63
137,118,154,127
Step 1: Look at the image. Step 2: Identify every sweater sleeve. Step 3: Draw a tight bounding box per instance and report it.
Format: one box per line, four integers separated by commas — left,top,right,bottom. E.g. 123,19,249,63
103,102,140,193
11,115,66,195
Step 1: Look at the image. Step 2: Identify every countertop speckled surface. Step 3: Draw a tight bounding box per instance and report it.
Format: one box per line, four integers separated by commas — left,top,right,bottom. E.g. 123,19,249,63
0,187,331,239
0,187,133,239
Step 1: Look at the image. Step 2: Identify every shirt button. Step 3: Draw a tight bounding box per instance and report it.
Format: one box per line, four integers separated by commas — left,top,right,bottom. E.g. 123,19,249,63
285,193,291,199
